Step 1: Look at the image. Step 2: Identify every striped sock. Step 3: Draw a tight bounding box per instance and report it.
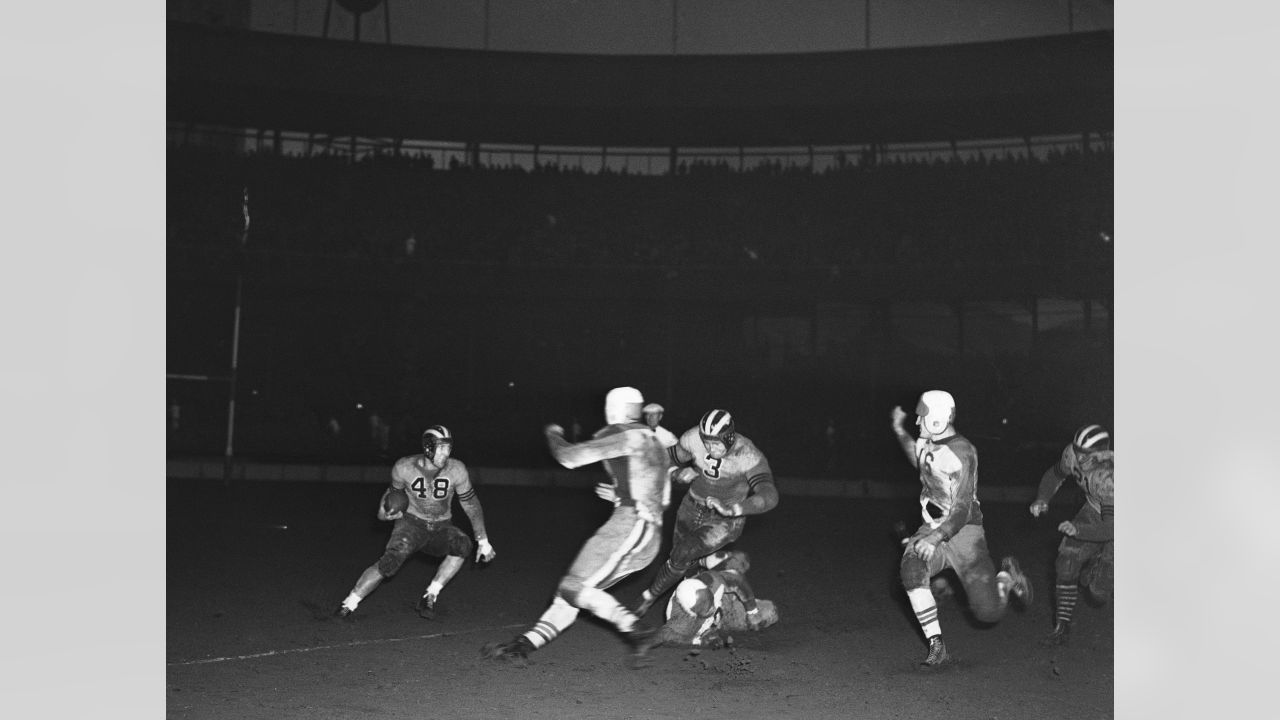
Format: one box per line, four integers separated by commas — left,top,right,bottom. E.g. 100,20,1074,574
1054,583,1078,626
523,596,580,649
907,588,941,638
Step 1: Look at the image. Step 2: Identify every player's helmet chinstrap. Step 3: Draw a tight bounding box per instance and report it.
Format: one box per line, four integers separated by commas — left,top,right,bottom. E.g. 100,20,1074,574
422,425,453,454
1072,424,1110,453
915,390,956,435
699,409,736,449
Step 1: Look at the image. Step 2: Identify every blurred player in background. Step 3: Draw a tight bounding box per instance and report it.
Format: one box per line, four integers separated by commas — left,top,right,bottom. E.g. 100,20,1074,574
632,409,779,617
1029,424,1114,646
652,549,778,649
334,425,496,620
482,387,678,667
891,390,1032,668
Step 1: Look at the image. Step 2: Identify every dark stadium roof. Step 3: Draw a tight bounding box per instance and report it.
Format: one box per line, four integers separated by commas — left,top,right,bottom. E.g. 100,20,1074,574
167,22,1111,148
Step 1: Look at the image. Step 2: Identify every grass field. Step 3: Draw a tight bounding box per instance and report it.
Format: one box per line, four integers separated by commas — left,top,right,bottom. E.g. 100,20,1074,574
167,477,1112,719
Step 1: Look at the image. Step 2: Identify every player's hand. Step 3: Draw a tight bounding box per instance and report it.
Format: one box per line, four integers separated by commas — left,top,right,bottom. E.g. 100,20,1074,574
378,506,404,522
476,538,496,563
911,536,937,561
706,497,740,517
1058,521,1078,537
1029,500,1050,517
673,466,699,484
594,482,620,506
545,423,565,438
891,405,908,430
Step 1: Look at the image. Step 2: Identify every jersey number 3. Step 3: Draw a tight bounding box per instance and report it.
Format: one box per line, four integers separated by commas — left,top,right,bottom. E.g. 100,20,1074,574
412,476,450,499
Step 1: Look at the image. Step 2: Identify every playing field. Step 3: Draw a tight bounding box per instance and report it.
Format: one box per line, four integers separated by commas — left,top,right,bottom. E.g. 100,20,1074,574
167,477,1112,719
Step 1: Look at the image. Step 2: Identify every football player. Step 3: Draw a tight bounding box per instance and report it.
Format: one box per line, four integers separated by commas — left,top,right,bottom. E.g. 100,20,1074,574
334,425,496,620
1029,424,1114,646
652,550,778,649
632,409,779,617
482,387,678,667
891,390,1032,668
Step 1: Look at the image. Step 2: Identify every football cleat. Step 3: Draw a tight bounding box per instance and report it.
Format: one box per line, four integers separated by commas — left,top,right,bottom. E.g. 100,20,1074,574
416,593,438,620
481,636,536,666
1000,556,1034,606
625,623,661,668
920,635,951,668
1040,622,1071,646
333,604,354,620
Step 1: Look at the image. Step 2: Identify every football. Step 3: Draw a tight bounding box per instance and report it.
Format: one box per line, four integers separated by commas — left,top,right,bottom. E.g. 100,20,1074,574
384,487,410,514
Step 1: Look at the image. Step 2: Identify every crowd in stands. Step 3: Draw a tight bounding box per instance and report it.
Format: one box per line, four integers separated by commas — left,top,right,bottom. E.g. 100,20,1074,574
168,143,1113,476
167,143,1113,271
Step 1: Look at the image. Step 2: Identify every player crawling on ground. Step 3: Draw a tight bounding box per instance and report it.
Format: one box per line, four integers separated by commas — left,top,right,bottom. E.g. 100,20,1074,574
1029,423,1114,646
651,550,779,650
631,409,779,617
482,387,678,667
334,425,496,620
891,390,1032,669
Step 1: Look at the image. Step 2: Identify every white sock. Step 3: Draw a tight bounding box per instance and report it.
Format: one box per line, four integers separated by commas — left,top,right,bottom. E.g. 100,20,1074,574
907,587,941,638
342,592,362,611
425,581,444,598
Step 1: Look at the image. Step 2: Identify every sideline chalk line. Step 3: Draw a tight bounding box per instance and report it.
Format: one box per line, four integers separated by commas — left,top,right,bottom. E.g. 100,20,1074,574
167,622,527,667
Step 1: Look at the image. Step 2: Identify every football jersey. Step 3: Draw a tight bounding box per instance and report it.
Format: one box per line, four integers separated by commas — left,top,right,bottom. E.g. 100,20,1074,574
676,429,774,507
390,454,475,524
913,433,984,538
548,422,677,522
1049,445,1114,541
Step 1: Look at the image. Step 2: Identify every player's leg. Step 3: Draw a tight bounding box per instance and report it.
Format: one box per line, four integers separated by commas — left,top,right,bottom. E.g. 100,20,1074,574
482,594,579,665
563,511,665,664
1042,537,1098,645
949,525,1031,624
414,525,474,620
336,517,425,617
1082,540,1113,603
636,504,743,615
900,530,950,667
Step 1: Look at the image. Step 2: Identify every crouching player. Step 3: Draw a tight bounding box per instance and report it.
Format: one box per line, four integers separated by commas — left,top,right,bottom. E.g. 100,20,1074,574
334,425,496,620
653,550,778,650
891,391,1032,668
1029,424,1114,646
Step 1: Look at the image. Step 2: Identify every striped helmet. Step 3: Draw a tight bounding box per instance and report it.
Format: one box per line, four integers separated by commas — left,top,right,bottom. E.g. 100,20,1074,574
698,409,736,450
1072,424,1110,453
421,425,454,454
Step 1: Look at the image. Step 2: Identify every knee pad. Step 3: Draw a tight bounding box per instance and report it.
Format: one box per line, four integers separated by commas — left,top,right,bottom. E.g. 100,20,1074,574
557,577,585,606
900,555,931,589
446,531,473,559
377,549,411,577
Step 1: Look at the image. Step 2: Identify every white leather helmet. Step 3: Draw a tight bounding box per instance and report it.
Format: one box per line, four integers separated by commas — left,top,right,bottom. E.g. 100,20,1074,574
915,390,956,436
604,386,644,425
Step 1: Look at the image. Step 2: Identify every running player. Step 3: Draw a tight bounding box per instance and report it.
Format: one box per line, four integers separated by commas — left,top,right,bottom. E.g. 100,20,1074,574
891,390,1032,668
1029,424,1114,646
334,425,496,620
482,387,677,667
632,409,779,617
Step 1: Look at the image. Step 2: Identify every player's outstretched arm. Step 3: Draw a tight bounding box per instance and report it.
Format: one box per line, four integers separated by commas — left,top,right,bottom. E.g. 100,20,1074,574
544,423,635,468
890,406,918,467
